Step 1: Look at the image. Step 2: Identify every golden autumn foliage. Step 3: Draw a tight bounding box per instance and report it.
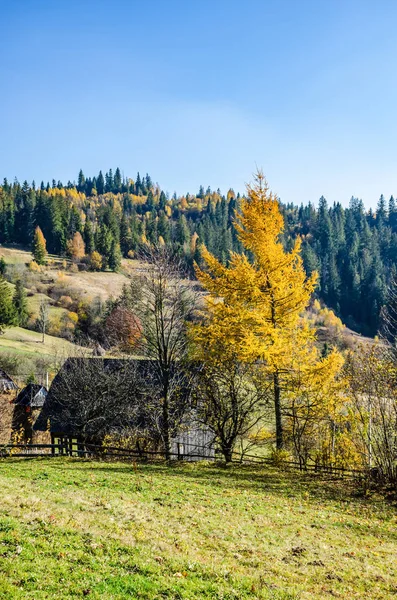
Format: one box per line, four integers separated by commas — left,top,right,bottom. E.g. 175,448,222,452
32,226,47,265
89,251,103,271
191,171,344,450
193,173,317,363
66,231,86,260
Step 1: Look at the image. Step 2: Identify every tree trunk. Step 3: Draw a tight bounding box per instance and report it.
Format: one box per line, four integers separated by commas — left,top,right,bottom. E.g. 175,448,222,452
162,391,171,461
273,371,283,449
222,444,233,463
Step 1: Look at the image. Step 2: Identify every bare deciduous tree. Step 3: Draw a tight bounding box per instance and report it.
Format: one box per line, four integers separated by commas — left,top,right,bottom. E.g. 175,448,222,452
132,246,198,459
345,343,397,483
37,300,50,343
193,360,270,463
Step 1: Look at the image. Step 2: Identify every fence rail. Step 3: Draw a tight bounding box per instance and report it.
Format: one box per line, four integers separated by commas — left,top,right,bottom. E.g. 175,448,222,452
0,442,366,478
237,452,364,478
0,442,215,462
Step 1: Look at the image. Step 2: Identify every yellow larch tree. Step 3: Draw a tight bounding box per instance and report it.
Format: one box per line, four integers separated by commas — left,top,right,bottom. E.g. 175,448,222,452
191,171,343,450
66,231,86,260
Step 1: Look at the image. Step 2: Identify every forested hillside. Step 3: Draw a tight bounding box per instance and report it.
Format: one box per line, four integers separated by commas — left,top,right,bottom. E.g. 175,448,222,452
0,168,395,335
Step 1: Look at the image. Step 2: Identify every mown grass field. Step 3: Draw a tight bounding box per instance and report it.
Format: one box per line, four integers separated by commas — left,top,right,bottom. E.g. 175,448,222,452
0,459,395,599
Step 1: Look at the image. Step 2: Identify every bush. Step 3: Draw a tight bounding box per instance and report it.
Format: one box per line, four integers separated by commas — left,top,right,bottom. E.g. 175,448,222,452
58,295,73,309
270,448,291,468
28,261,41,273
89,251,103,271
68,263,79,273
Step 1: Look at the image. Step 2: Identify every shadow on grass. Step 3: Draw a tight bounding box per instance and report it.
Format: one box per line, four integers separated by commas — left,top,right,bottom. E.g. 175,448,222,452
2,456,369,507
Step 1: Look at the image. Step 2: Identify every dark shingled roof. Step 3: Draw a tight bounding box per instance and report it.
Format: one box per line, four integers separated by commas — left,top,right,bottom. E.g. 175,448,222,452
0,369,18,392
34,358,192,435
13,384,48,408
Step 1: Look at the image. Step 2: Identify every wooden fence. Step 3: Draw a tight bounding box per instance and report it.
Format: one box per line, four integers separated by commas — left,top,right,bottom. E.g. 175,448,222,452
0,442,366,479
0,442,215,462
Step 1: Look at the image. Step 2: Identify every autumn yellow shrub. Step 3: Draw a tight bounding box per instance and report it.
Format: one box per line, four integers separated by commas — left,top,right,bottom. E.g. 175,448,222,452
28,261,41,273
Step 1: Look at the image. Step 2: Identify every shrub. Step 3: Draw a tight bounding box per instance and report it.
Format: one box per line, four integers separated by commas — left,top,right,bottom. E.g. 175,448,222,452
28,261,41,273
89,251,103,271
58,295,73,309
69,263,79,273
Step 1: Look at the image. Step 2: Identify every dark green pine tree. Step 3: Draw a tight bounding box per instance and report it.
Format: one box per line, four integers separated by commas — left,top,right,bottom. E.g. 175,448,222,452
135,172,142,195
380,270,397,351
83,219,95,254
13,279,29,326
96,225,113,269
49,196,66,254
105,169,114,193
175,214,190,246
388,196,397,231
158,211,171,244
77,169,86,193
146,211,158,244
0,276,15,331
301,241,320,277
0,257,6,275
114,168,122,192
120,214,133,256
159,191,167,211
97,171,105,195
0,189,15,243
376,194,387,225
108,240,122,271
68,205,83,237
146,191,155,210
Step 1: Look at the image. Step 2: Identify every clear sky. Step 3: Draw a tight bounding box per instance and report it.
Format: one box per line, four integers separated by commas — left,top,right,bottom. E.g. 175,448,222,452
1,0,397,207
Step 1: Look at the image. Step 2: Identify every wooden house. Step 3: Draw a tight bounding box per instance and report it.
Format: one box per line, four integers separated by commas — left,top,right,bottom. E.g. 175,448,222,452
0,369,18,393
34,358,215,460
0,369,18,444
11,384,48,443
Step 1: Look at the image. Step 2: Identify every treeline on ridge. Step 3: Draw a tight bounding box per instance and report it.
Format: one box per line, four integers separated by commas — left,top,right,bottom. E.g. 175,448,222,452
0,167,396,335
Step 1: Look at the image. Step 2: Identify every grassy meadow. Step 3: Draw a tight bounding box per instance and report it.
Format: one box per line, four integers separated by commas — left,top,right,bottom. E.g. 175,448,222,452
0,459,395,599
0,245,137,362
0,327,86,359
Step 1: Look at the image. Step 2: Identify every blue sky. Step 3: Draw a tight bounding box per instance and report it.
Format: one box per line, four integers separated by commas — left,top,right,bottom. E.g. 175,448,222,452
1,0,397,207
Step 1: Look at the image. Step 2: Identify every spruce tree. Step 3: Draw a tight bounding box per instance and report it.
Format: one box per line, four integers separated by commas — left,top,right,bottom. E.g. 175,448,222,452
13,279,29,326
175,214,190,246
114,168,122,192
108,240,122,271
77,169,86,193
97,171,105,195
83,220,95,254
0,276,15,332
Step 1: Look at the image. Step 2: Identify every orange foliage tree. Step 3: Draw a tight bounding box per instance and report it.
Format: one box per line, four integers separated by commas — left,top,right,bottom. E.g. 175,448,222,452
66,232,85,260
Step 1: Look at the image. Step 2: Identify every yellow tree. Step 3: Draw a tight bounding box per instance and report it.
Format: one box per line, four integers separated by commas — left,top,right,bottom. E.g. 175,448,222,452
66,231,86,260
32,226,47,265
282,344,345,467
192,172,340,449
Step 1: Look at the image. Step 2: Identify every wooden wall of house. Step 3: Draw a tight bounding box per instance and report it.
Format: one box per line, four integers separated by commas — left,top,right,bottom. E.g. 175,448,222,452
0,391,16,444
0,395,50,445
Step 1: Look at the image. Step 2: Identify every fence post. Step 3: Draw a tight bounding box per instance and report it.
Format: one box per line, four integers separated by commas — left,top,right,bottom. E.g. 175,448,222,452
177,443,183,460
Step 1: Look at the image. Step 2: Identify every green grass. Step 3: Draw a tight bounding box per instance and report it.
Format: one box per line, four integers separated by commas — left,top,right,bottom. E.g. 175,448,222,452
0,327,86,358
0,459,395,599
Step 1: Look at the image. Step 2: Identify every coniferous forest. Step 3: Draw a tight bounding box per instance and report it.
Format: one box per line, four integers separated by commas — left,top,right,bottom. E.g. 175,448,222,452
0,167,395,336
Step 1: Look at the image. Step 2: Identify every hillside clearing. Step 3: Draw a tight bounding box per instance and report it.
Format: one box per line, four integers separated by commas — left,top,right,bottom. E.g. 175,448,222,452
0,327,88,359
0,459,395,599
